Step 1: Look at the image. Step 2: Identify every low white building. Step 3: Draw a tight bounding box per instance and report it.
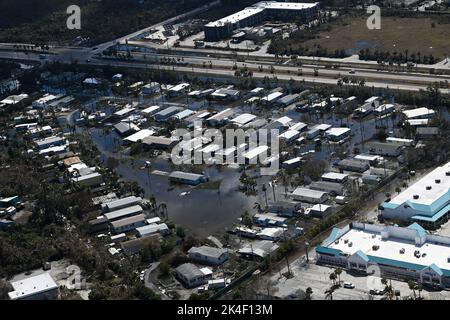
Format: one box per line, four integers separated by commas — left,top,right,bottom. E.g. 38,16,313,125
188,246,229,265
403,107,435,119
291,187,329,204
8,273,59,300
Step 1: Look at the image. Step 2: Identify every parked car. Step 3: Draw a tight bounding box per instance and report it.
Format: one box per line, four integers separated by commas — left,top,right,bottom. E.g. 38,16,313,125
344,282,355,289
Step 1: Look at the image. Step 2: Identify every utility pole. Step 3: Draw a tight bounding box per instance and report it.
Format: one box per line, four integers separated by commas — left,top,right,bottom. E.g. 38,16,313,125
305,241,310,262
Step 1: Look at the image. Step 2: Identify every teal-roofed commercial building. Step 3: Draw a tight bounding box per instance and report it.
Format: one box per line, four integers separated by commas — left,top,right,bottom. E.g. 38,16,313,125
380,161,450,229
316,222,450,288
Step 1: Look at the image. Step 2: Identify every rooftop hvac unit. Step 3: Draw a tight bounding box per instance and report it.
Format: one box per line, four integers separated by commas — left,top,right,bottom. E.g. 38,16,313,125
400,248,405,254
413,195,419,200
426,186,432,190
348,242,353,247
435,179,441,184
446,172,450,176
372,245,379,251
447,257,450,263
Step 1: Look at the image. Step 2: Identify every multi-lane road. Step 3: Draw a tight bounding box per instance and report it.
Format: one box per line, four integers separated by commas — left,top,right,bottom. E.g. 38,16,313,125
0,5,449,94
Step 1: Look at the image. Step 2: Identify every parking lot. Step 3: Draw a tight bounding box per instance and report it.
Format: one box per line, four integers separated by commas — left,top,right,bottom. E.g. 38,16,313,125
264,253,450,300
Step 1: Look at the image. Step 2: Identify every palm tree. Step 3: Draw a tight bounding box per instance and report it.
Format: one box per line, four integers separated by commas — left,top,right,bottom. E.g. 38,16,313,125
408,280,417,300
417,283,423,300
329,271,337,286
325,287,334,300
305,287,313,300
334,267,342,285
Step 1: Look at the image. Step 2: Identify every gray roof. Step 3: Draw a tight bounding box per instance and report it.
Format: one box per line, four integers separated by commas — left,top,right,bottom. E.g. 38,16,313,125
338,159,370,170
142,136,174,147
292,187,328,199
188,246,227,259
155,107,182,117
102,196,142,212
176,263,204,280
110,213,146,229
310,181,344,193
35,136,64,148
417,127,439,135
104,205,143,221
114,122,134,134
169,171,206,181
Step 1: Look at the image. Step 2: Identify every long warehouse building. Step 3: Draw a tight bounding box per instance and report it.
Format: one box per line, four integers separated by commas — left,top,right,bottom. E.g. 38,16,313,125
380,160,450,228
204,1,320,41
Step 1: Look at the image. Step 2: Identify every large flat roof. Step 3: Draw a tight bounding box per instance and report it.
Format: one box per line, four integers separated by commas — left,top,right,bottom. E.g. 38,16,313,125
205,1,319,27
8,273,58,300
385,161,450,207
328,226,450,274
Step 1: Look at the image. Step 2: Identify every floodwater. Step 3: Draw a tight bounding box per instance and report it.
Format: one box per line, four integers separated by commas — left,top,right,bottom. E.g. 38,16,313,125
79,96,400,235
84,127,283,236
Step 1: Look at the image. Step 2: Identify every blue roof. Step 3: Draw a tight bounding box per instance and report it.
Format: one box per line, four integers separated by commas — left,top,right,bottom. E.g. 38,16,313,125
427,264,444,276
412,203,450,223
368,255,425,271
315,245,343,257
323,227,341,246
407,222,427,237
355,250,369,262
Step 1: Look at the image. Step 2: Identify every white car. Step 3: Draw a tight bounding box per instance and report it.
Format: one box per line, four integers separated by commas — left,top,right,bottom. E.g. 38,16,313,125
343,282,355,289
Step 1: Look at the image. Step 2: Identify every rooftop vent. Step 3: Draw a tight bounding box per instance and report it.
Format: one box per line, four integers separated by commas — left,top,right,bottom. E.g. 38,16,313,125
413,195,419,200
436,179,441,184
426,186,432,190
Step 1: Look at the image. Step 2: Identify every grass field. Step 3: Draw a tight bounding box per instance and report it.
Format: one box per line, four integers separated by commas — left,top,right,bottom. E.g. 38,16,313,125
303,16,450,59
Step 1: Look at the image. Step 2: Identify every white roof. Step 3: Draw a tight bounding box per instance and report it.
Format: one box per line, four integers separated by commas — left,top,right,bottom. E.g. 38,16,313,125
283,156,302,165
326,127,351,137
141,105,160,115
169,83,190,92
279,129,299,140
8,273,58,300
206,2,318,27
83,78,98,84
315,124,332,131
262,91,283,102
354,154,381,162
124,129,155,143
388,161,450,206
275,116,292,126
114,107,135,117
322,172,348,181
402,107,435,119
251,87,264,93
406,119,429,126
386,137,414,143
329,227,450,272
258,1,319,10
311,204,332,212
232,113,257,126
1,93,28,105
290,122,307,131
257,227,284,238
292,187,328,199
206,7,265,27
200,267,213,276
243,145,268,159
146,217,162,225
375,103,395,112
364,96,380,103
